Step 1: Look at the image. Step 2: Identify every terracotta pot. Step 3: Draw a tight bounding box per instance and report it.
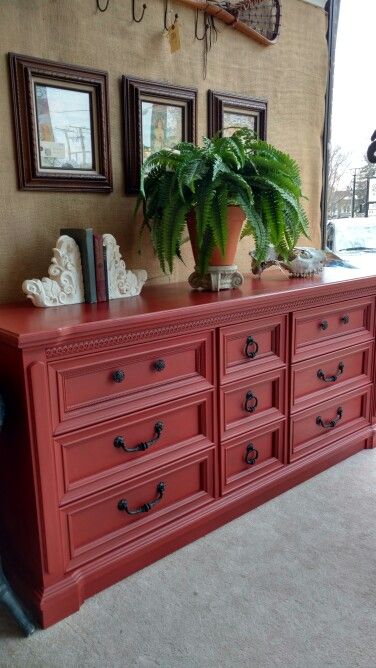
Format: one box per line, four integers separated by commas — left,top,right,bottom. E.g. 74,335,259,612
187,205,245,267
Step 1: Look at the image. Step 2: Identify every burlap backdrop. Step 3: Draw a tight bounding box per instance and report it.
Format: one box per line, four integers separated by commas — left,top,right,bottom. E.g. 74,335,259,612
0,0,328,303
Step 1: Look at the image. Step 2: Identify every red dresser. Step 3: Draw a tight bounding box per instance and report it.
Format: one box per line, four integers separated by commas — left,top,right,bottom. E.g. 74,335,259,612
0,268,375,628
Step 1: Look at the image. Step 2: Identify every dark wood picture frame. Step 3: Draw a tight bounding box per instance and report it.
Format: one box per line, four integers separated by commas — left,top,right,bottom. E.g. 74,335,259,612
123,75,197,194
208,90,267,140
9,53,112,192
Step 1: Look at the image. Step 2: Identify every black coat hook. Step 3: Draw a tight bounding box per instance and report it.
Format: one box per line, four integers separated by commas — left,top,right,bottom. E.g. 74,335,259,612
132,0,147,22
164,0,178,30
97,0,110,11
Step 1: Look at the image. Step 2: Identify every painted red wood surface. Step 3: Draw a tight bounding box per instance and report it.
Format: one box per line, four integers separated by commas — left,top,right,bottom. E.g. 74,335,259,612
292,296,374,362
48,331,214,433
219,314,286,383
291,341,373,412
55,391,215,504
220,368,286,438
290,385,372,462
221,420,286,495
0,268,375,628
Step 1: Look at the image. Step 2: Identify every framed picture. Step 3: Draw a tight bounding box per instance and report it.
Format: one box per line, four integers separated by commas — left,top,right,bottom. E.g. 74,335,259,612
9,53,112,192
208,90,267,140
123,76,197,194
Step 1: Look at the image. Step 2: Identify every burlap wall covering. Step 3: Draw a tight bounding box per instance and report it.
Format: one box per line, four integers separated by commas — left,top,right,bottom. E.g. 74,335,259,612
0,0,328,303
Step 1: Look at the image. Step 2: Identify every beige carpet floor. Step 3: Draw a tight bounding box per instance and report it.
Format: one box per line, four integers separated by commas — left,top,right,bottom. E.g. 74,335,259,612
1,449,375,668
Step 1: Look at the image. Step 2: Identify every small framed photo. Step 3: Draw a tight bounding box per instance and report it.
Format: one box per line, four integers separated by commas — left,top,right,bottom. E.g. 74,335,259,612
123,76,197,193
208,90,267,140
9,53,112,192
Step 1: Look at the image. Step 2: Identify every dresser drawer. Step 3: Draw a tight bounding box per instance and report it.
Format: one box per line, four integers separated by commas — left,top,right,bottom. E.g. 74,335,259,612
61,446,216,570
290,385,371,462
219,315,286,383
56,392,215,503
221,421,285,495
220,368,285,439
291,342,373,413
292,297,374,362
49,331,214,432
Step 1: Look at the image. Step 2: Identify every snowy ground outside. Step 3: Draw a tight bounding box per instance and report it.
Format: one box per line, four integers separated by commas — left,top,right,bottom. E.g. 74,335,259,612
327,216,376,272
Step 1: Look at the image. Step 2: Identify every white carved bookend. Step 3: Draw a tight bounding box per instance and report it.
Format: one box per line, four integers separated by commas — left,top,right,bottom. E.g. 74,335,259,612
103,234,147,299
22,236,85,307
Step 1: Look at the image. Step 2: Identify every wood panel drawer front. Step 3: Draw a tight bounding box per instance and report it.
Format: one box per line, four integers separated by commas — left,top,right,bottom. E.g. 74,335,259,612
291,342,373,412
220,315,286,383
221,421,285,496
49,332,214,432
292,297,374,362
220,369,285,439
61,446,216,570
290,385,371,462
56,392,215,503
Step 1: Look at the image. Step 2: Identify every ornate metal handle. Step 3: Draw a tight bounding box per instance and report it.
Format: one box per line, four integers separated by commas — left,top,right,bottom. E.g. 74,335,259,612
316,407,343,429
245,443,259,465
245,390,258,413
245,336,259,359
114,422,164,453
317,362,344,383
153,359,166,372
341,314,350,324
117,482,166,515
319,320,329,331
112,369,125,383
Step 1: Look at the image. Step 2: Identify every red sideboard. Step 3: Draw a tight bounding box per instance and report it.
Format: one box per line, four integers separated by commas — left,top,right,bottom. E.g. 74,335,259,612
0,268,375,628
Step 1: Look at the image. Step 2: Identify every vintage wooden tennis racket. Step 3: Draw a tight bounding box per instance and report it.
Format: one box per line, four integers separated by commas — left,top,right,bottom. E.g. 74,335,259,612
176,0,281,45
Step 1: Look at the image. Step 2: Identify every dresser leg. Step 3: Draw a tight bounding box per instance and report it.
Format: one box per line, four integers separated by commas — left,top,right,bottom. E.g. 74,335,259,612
0,561,36,636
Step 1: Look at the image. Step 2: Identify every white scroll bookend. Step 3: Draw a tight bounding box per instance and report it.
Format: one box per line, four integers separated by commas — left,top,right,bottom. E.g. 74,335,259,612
22,236,85,308
103,234,147,299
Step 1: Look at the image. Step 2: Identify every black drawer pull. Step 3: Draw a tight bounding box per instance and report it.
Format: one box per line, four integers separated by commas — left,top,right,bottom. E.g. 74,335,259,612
319,320,329,331
112,369,125,383
317,362,344,383
114,421,164,453
245,336,259,359
118,482,166,515
316,407,343,429
245,443,259,465
245,390,258,413
153,359,166,372
341,314,350,324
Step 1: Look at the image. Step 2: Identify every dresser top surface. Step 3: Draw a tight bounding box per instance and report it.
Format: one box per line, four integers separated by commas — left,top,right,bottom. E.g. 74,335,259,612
0,267,375,347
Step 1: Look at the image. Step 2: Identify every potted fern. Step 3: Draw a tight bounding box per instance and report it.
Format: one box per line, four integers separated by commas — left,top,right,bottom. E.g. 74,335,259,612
138,127,309,288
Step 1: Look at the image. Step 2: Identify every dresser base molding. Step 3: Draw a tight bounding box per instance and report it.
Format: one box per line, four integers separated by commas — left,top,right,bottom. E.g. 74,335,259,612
3,427,369,629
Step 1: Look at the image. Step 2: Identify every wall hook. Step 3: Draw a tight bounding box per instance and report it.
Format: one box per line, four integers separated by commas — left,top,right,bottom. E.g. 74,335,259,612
132,0,147,23
164,1,178,30
96,0,110,11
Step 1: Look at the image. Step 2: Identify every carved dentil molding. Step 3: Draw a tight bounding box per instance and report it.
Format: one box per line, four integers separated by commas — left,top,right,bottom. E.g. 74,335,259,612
22,236,85,307
103,234,147,299
45,284,376,358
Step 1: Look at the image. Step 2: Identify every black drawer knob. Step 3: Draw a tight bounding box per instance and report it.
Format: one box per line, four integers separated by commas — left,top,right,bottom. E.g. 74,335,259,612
341,314,350,324
245,336,259,359
112,369,125,383
153,359,166,372
245,443,259,465
319,320,329,331
245,390,258,413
